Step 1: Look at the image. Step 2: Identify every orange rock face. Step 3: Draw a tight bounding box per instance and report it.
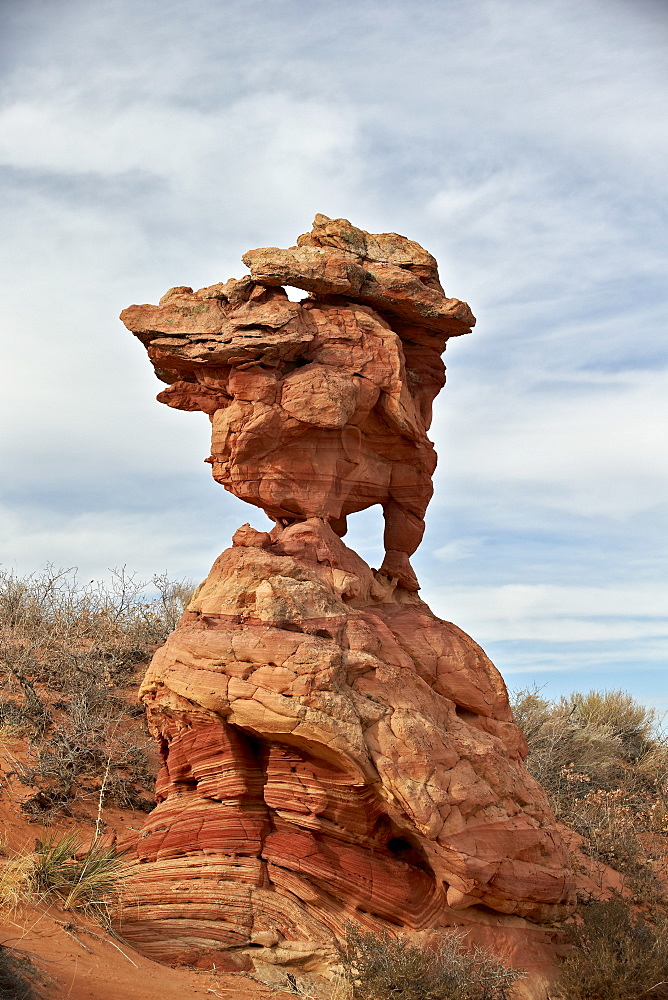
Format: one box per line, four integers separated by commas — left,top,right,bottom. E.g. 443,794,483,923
120,215,475,590
120,218,574,993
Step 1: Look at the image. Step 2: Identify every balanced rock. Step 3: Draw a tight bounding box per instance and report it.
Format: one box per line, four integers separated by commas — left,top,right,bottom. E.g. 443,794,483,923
120,215,475,591
119,218,574,993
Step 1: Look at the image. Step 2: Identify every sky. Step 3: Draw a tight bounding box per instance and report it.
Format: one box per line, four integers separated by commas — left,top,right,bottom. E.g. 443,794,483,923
1,0,666,707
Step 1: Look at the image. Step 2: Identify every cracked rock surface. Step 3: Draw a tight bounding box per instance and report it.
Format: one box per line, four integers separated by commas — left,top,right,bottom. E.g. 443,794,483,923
119,219,575,995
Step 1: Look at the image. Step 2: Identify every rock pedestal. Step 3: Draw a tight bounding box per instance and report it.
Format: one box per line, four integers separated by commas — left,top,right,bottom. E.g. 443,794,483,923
119,218,575,996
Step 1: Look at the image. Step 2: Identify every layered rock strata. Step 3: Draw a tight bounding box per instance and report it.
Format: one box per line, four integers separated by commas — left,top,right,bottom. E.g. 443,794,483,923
119,522,574,973
119,217,575,990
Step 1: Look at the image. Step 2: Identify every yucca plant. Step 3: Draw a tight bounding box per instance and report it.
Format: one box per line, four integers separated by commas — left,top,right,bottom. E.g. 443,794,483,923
33,834,127,916
0,834,127,926
31,832,81,898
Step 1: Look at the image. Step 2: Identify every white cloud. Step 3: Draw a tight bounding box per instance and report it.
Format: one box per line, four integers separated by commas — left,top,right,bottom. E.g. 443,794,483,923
434,539,480,563
0,93,357,187
433,367,668,520
428,582,668,643
0,500,272,584
0,0,666,702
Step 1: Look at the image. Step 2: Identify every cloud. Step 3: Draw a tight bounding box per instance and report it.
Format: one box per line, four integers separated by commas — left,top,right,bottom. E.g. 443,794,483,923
0,0,666,703
434,539,480,563
432,367,668,520
428,582,667,640
0,497,272,584
0,93,359,203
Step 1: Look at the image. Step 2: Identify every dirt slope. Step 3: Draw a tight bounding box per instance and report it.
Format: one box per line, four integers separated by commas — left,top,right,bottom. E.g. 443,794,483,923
1,904,291,1000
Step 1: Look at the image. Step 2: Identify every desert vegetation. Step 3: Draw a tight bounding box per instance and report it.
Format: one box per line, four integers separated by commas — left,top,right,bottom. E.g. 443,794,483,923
512,686,668,998
0,566,193,821
337,925,520,1000
512,687,668,897
0,832,127,926
1,568,667,997
557,898,668,1000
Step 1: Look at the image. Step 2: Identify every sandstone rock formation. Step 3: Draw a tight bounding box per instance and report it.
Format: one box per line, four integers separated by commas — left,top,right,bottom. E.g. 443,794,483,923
119,218,575,994
120,215,474,592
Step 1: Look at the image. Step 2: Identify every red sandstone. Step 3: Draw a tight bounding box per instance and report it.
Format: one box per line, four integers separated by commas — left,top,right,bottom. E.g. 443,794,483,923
119,218,575,998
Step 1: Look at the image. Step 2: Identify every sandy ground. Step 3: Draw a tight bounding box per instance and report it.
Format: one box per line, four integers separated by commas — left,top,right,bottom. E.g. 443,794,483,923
0,736,294,1000
1,904,293,1000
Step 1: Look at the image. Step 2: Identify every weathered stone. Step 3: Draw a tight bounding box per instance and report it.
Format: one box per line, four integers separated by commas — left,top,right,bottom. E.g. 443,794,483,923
119,218,575,997
117,522,574,995
120,216,476,590
243,215,475,339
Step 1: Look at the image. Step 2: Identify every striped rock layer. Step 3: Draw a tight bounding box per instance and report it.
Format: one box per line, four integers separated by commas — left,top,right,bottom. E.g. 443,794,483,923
120,520,575,980
119,218,575,993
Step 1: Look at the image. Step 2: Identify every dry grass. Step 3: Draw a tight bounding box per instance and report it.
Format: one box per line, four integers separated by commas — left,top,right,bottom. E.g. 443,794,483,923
511,687,668,901
555,897,668,1000
337,925,521,1000
282,970,353,1000
0,566,193,822
0,833,128,926
0,855,36,912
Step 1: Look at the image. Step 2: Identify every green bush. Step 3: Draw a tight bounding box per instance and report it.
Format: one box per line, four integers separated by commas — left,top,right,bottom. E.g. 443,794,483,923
338,925,521,1000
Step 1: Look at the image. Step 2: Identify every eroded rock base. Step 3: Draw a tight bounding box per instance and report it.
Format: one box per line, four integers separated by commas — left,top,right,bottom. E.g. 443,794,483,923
119,520,573,995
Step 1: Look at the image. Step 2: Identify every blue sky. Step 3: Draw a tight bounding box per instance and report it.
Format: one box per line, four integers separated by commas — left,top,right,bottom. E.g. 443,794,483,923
1,0,666,707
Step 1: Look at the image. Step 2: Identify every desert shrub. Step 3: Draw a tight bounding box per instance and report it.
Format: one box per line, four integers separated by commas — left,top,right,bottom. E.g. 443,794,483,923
33,833,126,915
556,898,668,999
512,688,666,795
0,945,41,1000
0,566,194,701
15,684,155,820
571,690,658,750
0,833,127,926
511,687,668,899
338,925,521,1000
0,567,193,820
